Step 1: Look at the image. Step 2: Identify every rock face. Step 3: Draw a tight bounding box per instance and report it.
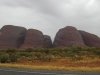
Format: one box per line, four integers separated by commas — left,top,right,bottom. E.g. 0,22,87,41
0,25,27,49
79,30,100,47
53,26,86,47
21,29,44,48
44,35,52,48
0,25,100,49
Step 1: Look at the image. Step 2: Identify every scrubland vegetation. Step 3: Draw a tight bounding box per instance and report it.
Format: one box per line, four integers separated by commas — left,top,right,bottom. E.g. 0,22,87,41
0,46,100,72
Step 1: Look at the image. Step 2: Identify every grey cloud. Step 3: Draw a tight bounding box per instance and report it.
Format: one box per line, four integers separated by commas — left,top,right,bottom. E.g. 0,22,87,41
0,0,100,41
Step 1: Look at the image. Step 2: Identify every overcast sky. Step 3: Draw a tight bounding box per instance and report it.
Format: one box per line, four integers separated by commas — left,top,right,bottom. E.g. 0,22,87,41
0,0,100,40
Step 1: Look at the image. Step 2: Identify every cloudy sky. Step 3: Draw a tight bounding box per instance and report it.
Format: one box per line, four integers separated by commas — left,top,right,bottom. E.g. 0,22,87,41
0,0,100,40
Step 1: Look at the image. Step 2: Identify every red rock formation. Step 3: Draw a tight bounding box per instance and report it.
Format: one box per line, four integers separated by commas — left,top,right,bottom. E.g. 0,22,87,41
21,29,44,48
53,26,86,48
0,25,27,49
0,25,99,49
44,35,52,48
79,30,100,47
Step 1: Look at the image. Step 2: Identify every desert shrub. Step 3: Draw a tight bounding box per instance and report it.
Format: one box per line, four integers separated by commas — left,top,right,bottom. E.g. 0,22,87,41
0,54,9,63
59,52,66,57
28,48,42,53
25,48,33,53
6,48,17,53
39,54,46,61
38,54,52,62
51,48,63,53
0,50,6,52
17,56,26,61
9,53,18,62
93,49,100,56
68,46,79,54
19,52,34,57
43,48,50,54
46,55,53,62
19,52,27,56
50,51,61,56
81,47,95,51
63,48,69,52
15,52,22,59
35,52,42,59
26,57,33,61
65,51,75,57
18,49,26,52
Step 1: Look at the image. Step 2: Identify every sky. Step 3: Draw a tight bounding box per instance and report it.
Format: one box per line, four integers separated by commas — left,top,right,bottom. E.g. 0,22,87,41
0,0,100,41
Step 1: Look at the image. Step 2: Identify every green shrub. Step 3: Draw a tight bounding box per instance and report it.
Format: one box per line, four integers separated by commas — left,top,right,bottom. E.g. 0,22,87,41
6,48,17,53
93,49,100,56
25,48,33,53
0,54,9,63
32,48,42,52
81,47,95,51
35,52,42,59
43,48,50,54
9,53,18,62
68,46,79,54
17,56,26,61
46,55,52,62
19,52,35,57
38,54,52,62
50,51,61,56
65,51,75,57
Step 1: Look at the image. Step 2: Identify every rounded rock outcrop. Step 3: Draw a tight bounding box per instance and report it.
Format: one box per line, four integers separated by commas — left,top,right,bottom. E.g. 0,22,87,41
0,25,27,49
53,26,86,48
44,35,52,48
21,29,44,48
79,30,100,47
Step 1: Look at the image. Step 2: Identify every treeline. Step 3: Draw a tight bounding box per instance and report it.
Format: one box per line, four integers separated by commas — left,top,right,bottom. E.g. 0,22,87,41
0,46,100,63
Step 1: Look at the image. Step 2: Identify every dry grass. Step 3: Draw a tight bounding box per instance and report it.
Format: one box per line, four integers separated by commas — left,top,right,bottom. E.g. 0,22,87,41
16,57,100,67
0,57,100,72
0,63,100,72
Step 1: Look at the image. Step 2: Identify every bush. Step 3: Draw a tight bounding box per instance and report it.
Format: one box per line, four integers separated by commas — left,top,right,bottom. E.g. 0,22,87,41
19,52,35,57
25,48,33,53
0,54,9,63
39,54,52,62
50,51,61,56
65,51,75,57
6,48,17,53
82,47,95,51
43,48,50,54
93,49,100,56
35,52,42,59
9,53,18,62
68,46,79,54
